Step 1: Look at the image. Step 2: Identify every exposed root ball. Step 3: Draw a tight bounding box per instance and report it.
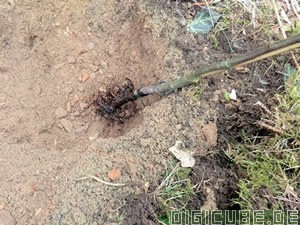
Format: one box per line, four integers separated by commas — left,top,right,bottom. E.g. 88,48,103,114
95,78,138,122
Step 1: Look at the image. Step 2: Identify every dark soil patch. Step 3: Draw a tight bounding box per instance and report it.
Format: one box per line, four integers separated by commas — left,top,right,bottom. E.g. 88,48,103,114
122,155,239,225
214,58,286,141
122,194,158,225
190,155,240,210
95,78,138,122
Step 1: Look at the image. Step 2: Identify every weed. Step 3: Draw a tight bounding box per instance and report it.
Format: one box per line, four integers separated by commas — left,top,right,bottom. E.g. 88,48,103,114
186,85,204,102
209,33,220,50
154,162,195,225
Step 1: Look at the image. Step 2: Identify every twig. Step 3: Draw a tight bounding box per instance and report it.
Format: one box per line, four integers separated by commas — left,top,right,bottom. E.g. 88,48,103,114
254,101,272,115
256,121,285,135
76,174,126,187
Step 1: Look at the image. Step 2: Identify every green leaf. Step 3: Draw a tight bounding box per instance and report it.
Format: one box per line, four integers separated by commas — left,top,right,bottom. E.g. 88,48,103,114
158,215,169,225
224,92,231,102
286,21,300,35
187,7,221,35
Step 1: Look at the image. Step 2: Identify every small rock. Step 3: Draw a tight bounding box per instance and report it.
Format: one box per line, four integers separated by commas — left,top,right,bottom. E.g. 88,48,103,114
211,94,219,102
169,141,196,168
140,138,151,147
99,87,106,92
73,111,80,117
87,42,95,50
90,73,96,79
87,122,99,140
63,86,73,95
55,107,68,119
73,95,80,103
60,119,73,133
175,124,182,130
89,64,99,72
67,56,76,64
0,203,5,210
229,89,237,101
0,210,16,225
79,102,89,111
78,86,84,92
100,61,108,72
66,102,72,113
81,73,90,83
98,69,104,75
107,169,121,181
20,182,36,196
202,122,218,147
75,124,89,134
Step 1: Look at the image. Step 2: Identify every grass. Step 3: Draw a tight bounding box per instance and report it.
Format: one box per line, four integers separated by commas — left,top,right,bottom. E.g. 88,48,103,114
153,161,196,225
226,69,300,210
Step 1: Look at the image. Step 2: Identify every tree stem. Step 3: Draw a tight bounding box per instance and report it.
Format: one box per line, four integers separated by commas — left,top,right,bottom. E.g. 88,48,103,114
137,35,300,96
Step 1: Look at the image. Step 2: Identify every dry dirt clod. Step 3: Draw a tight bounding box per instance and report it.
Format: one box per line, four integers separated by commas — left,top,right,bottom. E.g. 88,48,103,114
60,119,73,133
55,107,68,119
202,122,218,147
0,210,16,225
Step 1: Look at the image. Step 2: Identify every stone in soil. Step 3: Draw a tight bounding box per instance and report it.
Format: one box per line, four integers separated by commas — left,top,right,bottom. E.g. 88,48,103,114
140,138,151,147
60,119,73,133
66,102,72,113
55,107,68,119
107,169,121,181
73,95,80,103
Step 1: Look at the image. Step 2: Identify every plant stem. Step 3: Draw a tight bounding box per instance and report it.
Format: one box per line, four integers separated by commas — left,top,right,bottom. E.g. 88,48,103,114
113,35,300,109
137,35,300,96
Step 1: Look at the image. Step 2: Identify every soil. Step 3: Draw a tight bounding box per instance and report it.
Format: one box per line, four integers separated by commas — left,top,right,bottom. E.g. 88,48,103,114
0,0,288,224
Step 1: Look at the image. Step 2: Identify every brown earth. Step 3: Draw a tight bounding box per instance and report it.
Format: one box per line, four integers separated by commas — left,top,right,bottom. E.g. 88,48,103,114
0,0,289,224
